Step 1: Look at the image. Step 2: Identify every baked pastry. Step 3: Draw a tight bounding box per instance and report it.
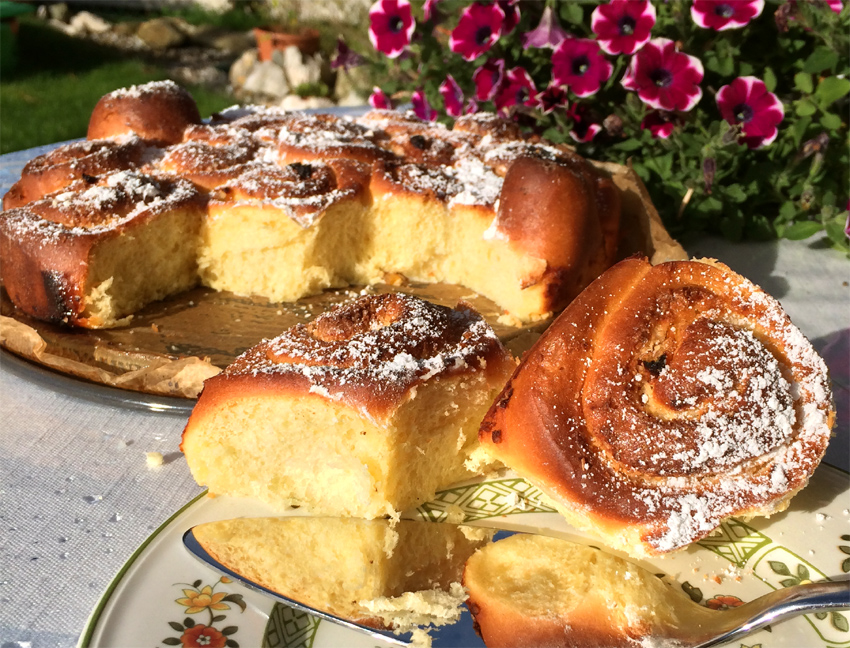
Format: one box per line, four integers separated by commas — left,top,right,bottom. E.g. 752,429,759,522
478,257,835,557
180,292,515,518
463,534,715,648
192,517,490,629
2,81,623,328
0,170,204,327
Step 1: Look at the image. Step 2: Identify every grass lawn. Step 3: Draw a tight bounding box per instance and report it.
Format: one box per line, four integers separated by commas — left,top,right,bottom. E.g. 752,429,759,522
1,17,237,154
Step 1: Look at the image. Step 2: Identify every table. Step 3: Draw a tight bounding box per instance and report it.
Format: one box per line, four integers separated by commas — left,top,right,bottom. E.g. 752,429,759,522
1,144,848,648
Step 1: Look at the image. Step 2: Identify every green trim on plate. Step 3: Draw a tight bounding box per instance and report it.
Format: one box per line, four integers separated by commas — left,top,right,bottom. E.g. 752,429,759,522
77,490,209,648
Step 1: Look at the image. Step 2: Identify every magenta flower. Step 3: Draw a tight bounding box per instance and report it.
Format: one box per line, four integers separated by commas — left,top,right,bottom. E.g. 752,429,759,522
641,111,676,139
412,89,437,121
536,85,569,114
369,87,392,110
473,58,505,101
439,75,465,117
494,67,538,113
423,0,440,21
368,0,416,59
567,103,601,142
591,0,656,55
621,38,704,111
827,0,843,13
691,0,764,31
331,38,364,70
450,2,504,62
522,6,568,49
551,37,613,98
498,0,521,35
716,76,784,149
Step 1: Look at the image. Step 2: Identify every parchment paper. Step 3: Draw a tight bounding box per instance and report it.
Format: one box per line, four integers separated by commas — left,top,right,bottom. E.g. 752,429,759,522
0,162,687,399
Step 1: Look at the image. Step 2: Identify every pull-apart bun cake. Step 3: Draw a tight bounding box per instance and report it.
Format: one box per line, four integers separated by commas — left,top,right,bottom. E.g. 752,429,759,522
478,257,835,558
1,80,622,328
181,292,515,518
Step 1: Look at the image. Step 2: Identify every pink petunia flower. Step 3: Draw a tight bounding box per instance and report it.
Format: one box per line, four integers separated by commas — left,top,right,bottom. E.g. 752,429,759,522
621,38,704,111
494,67,538,113
522,6,569,49
641,111,676,139
450,2,505,62
439,75,465,117
369,0,416,58
691,0,765,31
826,0,843,12
536,85,569,114
551,37,613,98
716,76,784,149
473,58,505,101
412,89,437,121
498,0,521,34
591,0,656,55
567,103,602,142
423,0,440,21
369,87,392,110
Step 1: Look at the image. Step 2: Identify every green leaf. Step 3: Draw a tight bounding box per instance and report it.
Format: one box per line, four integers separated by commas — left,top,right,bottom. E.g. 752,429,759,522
780,577,800,588
739,62,754,76
764,67,777,92
820,112,843,130
168,622,184,632
769,561,792,576
797,564,811,581
192,580,202,589
796,99,818,117
795,72,814,94
615,139,643,152
720,215,744,241
223,593,247,612
803,47,839,73
162,639,181,646
833,611,849,633
725,184,748,203
226,641,240,648
791,116,812,147
783,221,823,240
816,76,850,106
843,557,850,573
840,546,850,555
559,2,584,25
184,617,195,628
816,611,830,620
212,614,227,622
222,626,239,636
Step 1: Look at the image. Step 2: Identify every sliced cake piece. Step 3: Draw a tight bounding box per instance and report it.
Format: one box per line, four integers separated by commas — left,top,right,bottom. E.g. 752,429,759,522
180,293,516,517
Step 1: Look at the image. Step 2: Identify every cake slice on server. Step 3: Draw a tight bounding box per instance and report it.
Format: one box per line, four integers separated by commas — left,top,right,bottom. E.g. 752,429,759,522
180,293,516,518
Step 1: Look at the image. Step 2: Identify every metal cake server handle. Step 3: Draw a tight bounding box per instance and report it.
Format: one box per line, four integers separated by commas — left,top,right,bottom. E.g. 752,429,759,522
691,578,850,648
183,525,850,648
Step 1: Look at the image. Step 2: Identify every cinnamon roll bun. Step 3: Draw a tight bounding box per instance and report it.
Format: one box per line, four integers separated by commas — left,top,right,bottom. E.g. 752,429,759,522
478,257,835,557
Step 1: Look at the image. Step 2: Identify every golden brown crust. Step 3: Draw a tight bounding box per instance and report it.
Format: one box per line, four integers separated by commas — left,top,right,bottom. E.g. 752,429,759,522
479,257,834,557
3,137,150,210
3,83,624,328
87,80,201,144
187,293,516,426
0,171,203,326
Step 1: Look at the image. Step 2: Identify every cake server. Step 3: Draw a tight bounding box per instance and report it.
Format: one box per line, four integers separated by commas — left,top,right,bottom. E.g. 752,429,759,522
183,524,850,648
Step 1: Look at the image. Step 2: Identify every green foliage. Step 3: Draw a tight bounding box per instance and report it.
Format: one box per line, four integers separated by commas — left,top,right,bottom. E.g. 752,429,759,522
363,0,849,251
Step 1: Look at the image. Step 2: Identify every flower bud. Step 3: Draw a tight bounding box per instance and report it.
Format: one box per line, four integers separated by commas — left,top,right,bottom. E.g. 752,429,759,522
703,158,716,194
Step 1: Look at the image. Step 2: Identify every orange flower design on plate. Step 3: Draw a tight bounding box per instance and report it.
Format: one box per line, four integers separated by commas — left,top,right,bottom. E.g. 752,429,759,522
176,585,230,614
180,624,227,648
705,594,745,610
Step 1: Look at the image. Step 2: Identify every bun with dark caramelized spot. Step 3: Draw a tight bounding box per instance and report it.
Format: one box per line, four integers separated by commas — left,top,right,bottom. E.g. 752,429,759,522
181,292,516,518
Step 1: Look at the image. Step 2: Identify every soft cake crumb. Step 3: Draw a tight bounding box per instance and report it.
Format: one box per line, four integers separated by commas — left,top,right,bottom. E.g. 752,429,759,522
145,451,164,469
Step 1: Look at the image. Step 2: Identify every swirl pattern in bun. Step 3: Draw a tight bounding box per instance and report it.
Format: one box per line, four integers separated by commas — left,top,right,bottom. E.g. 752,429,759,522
181,293,516,518
478,256,835,557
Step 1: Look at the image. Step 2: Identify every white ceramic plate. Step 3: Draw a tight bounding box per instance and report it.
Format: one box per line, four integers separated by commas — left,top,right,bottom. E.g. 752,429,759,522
79,465,850,648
